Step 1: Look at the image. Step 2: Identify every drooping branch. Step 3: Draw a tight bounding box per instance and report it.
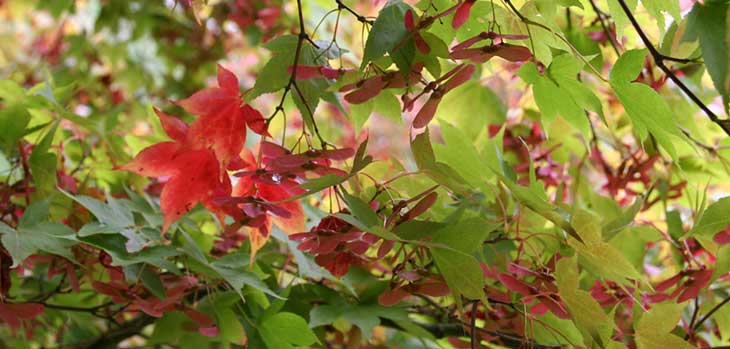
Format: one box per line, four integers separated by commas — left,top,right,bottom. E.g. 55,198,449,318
614,0,730,138
83,314,156,349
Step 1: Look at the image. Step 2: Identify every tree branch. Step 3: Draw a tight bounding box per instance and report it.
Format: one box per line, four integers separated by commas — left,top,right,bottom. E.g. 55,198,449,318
615,0,730,138
501,0,607,81
380,317,563,349
586,0,621,56
335,0,374,24
83,314,155,349
267,0,328,148
691,294,730,333
75,310,565,349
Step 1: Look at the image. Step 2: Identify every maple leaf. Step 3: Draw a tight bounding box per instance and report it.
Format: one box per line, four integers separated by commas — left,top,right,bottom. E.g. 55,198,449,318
159,149,230,231
177,64,268,169
122,108,231,231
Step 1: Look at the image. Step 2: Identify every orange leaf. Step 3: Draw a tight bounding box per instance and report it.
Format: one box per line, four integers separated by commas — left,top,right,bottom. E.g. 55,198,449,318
121,142,181,178
159,149,228,231
186,103,248,170
177,65,268,168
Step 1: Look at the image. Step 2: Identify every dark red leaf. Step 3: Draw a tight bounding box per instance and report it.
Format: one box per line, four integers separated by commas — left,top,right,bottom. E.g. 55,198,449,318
497,274,533,296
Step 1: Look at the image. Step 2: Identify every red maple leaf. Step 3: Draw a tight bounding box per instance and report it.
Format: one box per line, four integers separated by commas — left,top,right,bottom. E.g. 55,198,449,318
177,64,268,169
121,108,230,231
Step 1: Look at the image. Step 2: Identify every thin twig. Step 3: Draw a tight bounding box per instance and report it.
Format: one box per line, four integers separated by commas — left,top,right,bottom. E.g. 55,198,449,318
687,297,700,337
680,127,717,155
587,0,621,56
379,317,563,349
335,0,374,24
267,0,329,148
692,294,730,332
615,0,730,138
501,0,608,81
41,302,113,313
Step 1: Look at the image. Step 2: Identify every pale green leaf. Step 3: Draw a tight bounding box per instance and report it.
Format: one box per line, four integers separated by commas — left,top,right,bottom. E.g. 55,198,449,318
610,50,684,159
555,257,614,345
635,303,695,349
362,1,414,73
689,197,730,236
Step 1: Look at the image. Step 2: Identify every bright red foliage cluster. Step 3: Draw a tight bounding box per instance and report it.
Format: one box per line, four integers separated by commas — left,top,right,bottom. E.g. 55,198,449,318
121,66,288,256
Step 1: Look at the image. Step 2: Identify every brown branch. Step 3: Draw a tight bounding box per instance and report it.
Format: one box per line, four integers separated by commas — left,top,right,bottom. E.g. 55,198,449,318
587,0,621,56
380,317,564,349
267,0,329,149
501,0,607,81
615,0,730,138
691,294,730,333
41,302,113,314
82,314,155,349
680,127,717,155
266,1,308,124
74,312,564,349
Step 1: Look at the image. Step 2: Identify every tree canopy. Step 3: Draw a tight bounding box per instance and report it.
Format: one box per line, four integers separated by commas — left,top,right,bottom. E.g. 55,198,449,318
2,0,730,348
